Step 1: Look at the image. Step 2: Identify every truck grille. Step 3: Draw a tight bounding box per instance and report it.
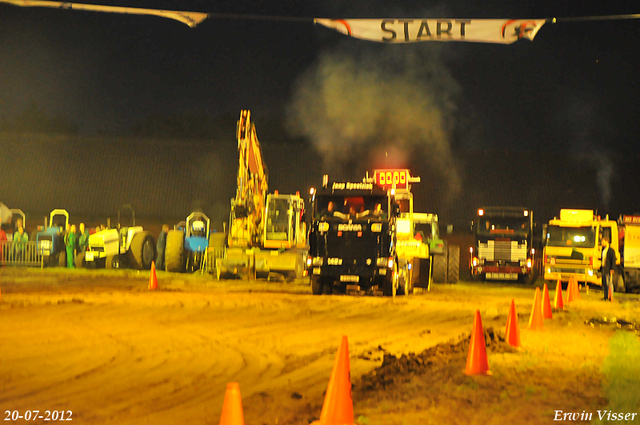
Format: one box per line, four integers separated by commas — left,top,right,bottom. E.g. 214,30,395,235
479,240,527,262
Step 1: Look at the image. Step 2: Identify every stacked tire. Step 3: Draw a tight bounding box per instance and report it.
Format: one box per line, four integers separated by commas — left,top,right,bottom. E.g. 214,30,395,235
164,230,185,273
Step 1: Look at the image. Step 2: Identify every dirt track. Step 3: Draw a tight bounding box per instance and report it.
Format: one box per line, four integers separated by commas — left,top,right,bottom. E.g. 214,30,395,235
0,268,639,424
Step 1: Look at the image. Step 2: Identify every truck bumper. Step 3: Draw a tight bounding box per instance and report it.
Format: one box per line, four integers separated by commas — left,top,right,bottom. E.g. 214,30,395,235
311,265,391,289
543,266,600,286
473,264,530,280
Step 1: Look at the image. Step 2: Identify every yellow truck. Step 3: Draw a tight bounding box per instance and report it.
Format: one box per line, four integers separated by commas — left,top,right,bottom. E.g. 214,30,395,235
543,209,623,290
617,215,640,293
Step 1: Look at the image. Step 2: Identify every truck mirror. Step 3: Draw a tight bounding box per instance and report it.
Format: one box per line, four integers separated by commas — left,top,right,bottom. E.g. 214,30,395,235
447,224,454,235
542,224,548,243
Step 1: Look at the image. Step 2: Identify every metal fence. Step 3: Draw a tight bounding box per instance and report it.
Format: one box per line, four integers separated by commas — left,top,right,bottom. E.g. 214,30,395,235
0,241,44,267
205,247,226,275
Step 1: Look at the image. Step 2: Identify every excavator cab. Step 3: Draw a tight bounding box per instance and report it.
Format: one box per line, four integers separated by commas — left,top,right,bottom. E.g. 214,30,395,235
263,193,306,249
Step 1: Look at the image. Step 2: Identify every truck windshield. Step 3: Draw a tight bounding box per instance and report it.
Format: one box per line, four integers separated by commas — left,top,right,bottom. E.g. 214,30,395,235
478,218,529,236
546,225,596,248
415,222,438,240
315,195,388,221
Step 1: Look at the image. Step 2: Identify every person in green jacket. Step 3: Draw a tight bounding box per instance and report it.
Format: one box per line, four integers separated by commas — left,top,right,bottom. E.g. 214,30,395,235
77,223,90,253
12,225,28,261
65,224,76,268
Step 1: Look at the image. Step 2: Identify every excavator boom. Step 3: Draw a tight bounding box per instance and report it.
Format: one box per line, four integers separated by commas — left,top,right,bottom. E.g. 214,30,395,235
228,110,268,247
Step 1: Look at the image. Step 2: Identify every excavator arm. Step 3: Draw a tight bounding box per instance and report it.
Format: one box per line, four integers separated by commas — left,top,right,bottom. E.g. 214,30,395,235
228,110,268,247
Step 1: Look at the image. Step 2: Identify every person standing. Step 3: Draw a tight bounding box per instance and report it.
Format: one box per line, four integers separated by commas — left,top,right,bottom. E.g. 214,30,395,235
156,224,169,271
600,237,616,301
65,224,76,268
77,223,90,254
12,225,28,262
0,225,7,265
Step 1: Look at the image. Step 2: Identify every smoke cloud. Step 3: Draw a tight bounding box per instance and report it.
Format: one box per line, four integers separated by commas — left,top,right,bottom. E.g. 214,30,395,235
286,42,462,200
577,148,614,209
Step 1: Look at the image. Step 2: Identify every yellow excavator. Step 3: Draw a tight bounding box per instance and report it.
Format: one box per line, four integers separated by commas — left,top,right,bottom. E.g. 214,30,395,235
215,110,307,280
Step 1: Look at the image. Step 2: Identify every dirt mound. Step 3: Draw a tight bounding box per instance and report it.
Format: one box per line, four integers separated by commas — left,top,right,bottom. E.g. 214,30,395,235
357,328,517,393
586,316,640,338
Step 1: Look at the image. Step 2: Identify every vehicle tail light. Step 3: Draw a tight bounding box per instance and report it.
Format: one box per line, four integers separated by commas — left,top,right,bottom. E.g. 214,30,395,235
337,231,342,237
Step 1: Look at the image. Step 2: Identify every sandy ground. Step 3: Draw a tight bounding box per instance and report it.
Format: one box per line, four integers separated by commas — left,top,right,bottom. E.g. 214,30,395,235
0,267,639,425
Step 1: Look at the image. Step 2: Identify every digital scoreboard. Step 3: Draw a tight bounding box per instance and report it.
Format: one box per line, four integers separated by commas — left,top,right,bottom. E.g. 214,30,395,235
373,169,410,190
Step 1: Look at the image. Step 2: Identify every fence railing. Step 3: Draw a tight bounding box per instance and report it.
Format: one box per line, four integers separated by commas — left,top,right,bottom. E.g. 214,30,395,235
0,240,44,267
205,247,226,275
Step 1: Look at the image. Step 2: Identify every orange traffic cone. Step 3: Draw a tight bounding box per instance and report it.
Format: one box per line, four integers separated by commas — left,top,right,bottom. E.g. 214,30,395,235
554,279,564,310
542,283,553,319
566,277,575,303
148,261,159,290
465,310,491,375
505,299,522,350
219,382,245,425
528,287,544,330
573,277,581,300
315,336,354,425
608,282,613,301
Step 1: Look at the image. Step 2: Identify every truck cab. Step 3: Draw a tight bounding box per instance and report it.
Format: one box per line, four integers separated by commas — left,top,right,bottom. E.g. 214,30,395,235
308,179,397,296
543,209,619,287
470,206,536,283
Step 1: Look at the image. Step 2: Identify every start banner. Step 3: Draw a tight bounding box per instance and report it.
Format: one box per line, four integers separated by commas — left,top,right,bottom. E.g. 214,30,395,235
315,18,548,44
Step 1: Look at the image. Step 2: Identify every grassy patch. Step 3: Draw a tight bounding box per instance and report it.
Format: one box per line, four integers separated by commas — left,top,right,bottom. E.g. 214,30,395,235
595,331,640,424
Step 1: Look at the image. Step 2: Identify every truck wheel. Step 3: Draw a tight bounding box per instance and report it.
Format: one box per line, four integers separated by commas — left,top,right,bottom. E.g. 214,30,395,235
396,264,410,295
383,277,397,297
165,230,185,273
106,254,119,269
397,276,410,296
523,268,538,285
129,231,156,270
311,276,323,295
432,255,447,283
322,279,334,295
383,268,398,297
447,245,460,283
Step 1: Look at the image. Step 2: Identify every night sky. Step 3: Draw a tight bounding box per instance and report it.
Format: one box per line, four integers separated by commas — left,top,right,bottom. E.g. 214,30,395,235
1,1,639,229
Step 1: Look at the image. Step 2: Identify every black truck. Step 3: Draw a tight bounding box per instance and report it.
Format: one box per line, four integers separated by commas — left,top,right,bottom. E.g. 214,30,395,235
469,206,537,284
308,179,398,296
